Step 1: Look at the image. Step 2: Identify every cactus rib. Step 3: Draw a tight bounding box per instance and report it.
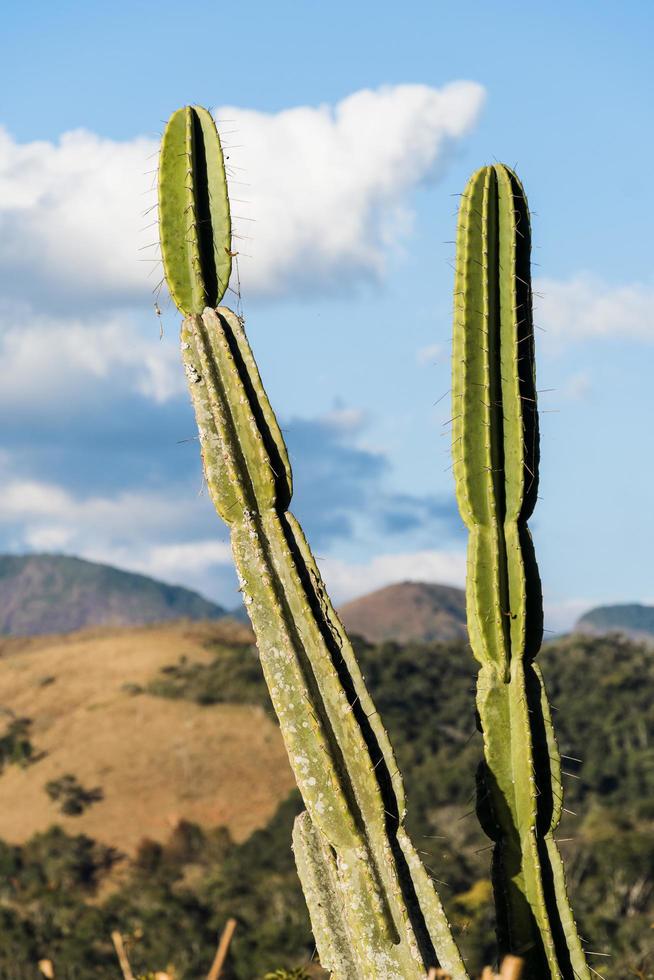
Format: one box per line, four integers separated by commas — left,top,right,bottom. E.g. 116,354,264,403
181,306,468,980
451,165,590,979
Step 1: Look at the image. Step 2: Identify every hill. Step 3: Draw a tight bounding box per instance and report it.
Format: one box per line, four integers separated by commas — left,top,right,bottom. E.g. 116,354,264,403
576,601,654,643
0,554,226,635
0,619,293,854
0,612,652,976
338,580,467,643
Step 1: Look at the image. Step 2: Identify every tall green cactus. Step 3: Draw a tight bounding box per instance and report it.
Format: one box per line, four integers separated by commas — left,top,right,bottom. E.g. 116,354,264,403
159,105,467,980
451,164,590,979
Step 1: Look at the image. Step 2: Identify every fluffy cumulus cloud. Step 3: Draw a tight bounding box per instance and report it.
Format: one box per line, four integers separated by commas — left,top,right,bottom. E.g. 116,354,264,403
535,275,654,347
0,306,182,407
218,82,485,296
0,465,237,602
0,128,155,309
0,82,484,309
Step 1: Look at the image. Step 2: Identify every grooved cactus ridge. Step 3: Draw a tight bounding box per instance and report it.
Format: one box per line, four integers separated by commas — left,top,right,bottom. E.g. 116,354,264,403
159,105,468,980
451,164,590,980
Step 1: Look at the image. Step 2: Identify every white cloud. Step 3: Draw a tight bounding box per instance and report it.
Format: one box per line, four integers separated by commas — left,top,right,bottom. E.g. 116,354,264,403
0,472,234,593
0,82,484,309
318,548,467,604
416,342,443,365
535,274,654,347
125,540,233,577
559,370,591,401
223,82,485,296
0,306,182,404
321,406,366,433
543,597,597,634
0,477,184,537
0,127,154,307
81,540,234,591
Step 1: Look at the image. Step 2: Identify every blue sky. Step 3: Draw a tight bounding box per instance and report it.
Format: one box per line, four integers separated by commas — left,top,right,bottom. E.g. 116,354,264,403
1,1,652,628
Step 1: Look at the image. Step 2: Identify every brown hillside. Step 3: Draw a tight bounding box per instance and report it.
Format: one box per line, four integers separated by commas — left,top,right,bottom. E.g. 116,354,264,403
339,580,467,644
0,620,294,856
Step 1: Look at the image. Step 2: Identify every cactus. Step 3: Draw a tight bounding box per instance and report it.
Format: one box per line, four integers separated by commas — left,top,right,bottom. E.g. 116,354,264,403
159,106,468,980
451,165,590,979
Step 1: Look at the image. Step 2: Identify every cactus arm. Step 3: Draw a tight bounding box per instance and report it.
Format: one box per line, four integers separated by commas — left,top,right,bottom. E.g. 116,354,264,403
536,665,589,978
292,810,366,979
181,307,468,979
396,826,472,976
158,106,232,315
281,509,405,820
452,167,509,677
452,165,590,979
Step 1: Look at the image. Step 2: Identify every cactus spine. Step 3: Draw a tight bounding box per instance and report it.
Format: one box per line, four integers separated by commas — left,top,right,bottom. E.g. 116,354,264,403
159,106,468,980
451,165,590,979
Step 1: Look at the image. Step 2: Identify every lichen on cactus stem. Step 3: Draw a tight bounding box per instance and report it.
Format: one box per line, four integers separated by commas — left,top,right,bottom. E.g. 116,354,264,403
451,164,590,980
159,104,468,979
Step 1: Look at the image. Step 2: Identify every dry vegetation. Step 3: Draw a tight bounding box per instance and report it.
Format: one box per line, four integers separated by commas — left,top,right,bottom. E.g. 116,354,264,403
0,619,294,856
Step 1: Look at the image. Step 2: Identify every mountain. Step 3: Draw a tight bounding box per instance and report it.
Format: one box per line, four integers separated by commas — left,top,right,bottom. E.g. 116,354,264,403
575,602,654,644
0,554,226,635
338,580,467,644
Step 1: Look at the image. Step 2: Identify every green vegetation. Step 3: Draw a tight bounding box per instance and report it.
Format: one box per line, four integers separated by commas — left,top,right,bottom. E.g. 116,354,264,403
264,970,312,979
0,715,38,771
0,632,650,978
146,642,271,712
45,774,104,816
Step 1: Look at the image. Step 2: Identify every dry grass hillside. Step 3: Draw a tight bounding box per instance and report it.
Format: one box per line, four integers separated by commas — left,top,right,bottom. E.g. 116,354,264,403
0,619,294,857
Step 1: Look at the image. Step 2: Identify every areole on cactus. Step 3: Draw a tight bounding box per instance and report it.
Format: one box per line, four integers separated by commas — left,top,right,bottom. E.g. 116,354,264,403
158,105,467,980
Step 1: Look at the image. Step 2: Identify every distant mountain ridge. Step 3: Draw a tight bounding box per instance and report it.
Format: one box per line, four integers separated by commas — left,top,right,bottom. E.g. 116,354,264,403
338,580,467,644
0,554,226,636
575,602,654,644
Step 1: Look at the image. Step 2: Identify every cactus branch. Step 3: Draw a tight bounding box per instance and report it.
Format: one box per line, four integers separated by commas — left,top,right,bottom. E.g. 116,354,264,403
451,165,590,979
158,106,232,315
179,307,468,979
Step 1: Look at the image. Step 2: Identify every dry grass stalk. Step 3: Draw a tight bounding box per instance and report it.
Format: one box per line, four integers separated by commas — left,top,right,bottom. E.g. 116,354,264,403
111,930,136,980
480,957,524,979
499,956,524,979
207,917,238,980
